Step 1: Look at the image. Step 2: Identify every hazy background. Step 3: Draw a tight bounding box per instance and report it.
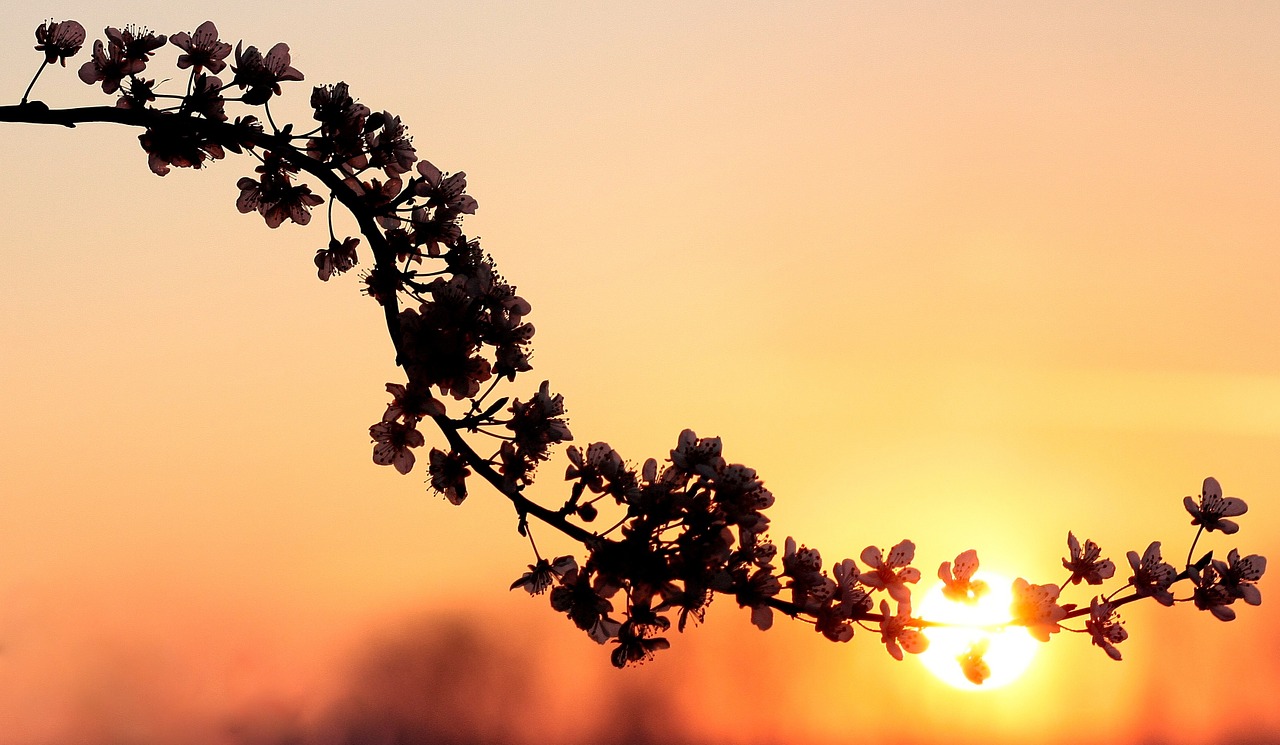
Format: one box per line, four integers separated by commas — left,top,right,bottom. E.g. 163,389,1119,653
1,2,1278,743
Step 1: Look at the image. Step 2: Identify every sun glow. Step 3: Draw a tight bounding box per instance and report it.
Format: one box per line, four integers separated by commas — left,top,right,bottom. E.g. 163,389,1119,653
916,572,1038,690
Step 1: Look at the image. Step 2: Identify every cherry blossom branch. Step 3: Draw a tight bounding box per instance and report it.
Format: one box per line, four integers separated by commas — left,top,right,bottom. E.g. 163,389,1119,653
4,18,1266,682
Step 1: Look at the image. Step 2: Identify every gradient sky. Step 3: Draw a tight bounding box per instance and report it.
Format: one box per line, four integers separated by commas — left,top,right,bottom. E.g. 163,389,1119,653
1,3,1279,744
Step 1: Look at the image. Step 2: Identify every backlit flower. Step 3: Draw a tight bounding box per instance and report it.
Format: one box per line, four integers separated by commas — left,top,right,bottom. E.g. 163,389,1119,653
314,236,360,280
1126,541,1176,606
34,19,85,66
77,36,140,94
1212,548,1266,607
232,42,303,105
109,25,166,65
1010,578,1066,642
1085,597,1127,661
938,548,988,603
507,381,572,460
877,599,927,661
510,555,577,595
1063,532,1116,586
1190,564,1237,622
169,21,231,73
369,420,424,475
860,540,921,604
958,639,991,685
1184,476,1247,535
427,448,470,505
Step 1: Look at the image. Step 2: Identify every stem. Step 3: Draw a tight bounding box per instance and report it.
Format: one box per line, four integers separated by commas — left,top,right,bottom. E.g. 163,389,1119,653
20,60,49,105
1186,525,1205,569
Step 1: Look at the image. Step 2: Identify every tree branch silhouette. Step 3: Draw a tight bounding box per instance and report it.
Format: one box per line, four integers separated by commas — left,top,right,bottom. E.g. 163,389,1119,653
3,18,1266,682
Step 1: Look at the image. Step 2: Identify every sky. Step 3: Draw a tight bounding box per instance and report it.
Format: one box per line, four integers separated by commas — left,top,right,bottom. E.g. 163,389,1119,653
1,2,1279,743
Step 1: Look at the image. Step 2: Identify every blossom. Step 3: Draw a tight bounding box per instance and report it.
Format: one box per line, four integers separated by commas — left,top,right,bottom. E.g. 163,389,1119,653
1126,541,1176,606
231,42,304,104
670,429,725,478
958,640,991,685
34,19,85,66
510,555,577,595
368,420,424,475
1009,578,1066,642
565,442,625,494
1212,548,1266,606
110,26,167,65
734,568,781,630
1190,564,1237,622
77,37,141,94
314,236,361,281
860,540,922,604
235,156,324,228
506,381,572,460
938,548,988,603
184,73,227,121
381,381,445,423
549,567,614,636
610,620,671,667
1063,532,1116,586
115,76,156,110
781,537,827,608
427,448,470,505
1184,476,1248,535
366,112,417,178
137,126,225,176
415,161,478,215
1085,597,1127,661
877,600,927,661
169,21,231,73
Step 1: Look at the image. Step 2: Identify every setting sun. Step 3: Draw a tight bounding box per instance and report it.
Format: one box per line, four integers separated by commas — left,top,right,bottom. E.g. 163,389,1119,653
917,572,1039,690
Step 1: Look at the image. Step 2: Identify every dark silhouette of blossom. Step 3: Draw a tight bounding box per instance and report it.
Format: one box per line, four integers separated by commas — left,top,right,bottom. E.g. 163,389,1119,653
231,42,303,105
427,448,470,505
369,420,424,475
381,381,445,423
1190,564,1237,621
670,429,724,478
34,19,85,66
1063,532,1116,586
169,21,231,74
236,154,323,228
1184,476,1247,535
1010,578,1066,642
860,540,921,603
938,548,988,603
510,555,577,595
1086,597,1127,660
877,600,927,660
1212,548,1266,607
1126,541,1176,606
77,36,141,94
366,112,416,178
549,567,617,640
183,73,226,121
115,25,167,64
611,619,670,667
507,381,572,461
137,126,225,176
415,161,478,215
315,236,361,280
115,76,155,110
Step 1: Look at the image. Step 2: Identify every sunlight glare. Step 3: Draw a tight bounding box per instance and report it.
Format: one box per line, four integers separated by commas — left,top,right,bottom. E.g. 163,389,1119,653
917,572,1038,690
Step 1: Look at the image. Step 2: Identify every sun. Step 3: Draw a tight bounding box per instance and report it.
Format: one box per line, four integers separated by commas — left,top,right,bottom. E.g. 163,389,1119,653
916,571,1038,690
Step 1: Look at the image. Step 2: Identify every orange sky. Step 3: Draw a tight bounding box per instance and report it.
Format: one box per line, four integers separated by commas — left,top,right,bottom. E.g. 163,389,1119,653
1,3,1278,744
